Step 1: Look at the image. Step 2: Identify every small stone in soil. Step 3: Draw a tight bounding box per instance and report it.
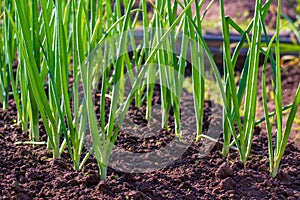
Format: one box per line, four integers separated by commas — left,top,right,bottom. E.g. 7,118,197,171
215,162,233,180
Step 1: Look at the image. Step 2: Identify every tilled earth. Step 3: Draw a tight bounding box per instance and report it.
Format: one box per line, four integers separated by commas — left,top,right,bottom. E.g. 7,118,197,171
0,91,300,199
1,1,300,198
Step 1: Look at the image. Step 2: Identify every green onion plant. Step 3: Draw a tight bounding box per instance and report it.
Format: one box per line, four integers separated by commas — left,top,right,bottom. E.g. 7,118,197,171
2,0,300,180
217,0,300,177
261,0,300,177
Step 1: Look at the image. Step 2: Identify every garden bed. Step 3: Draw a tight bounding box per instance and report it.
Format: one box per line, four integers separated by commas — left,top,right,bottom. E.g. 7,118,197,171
1,0,300,199
1,68,299,199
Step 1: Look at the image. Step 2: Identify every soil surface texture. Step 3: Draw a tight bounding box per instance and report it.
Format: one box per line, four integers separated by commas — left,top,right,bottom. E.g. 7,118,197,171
1,93,300,199
1,1,300,199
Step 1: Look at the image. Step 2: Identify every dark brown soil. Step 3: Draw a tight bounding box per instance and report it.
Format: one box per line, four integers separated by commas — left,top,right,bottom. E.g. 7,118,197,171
1,87,300,200
1,2,299,199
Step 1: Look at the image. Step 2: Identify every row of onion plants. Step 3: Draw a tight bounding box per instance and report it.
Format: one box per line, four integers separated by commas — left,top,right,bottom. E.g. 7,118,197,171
1,0,299,180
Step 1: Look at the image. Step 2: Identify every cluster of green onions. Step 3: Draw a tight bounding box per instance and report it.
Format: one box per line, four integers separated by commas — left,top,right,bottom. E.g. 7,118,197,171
0,0,299,180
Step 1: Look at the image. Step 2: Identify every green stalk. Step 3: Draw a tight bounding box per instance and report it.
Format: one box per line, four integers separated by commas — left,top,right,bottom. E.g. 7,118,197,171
0,22,3,105
116,0,199,137
28,0,40,142
181,6,242,153
166,0,181,135
177,16,189,99
270,0,300,177
255,104,293,126
81,0,135,180
274,0,283,156
10,1,77,160
6,4,55,151
2,0,12,110
261,31,276,176
195,0,206,141
155,0,171,129
219,0,243,158
3,0,20,117
144,0,154,121
243,0,263,161
185,0,205,141
272,85,300,177
71,0,81,170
